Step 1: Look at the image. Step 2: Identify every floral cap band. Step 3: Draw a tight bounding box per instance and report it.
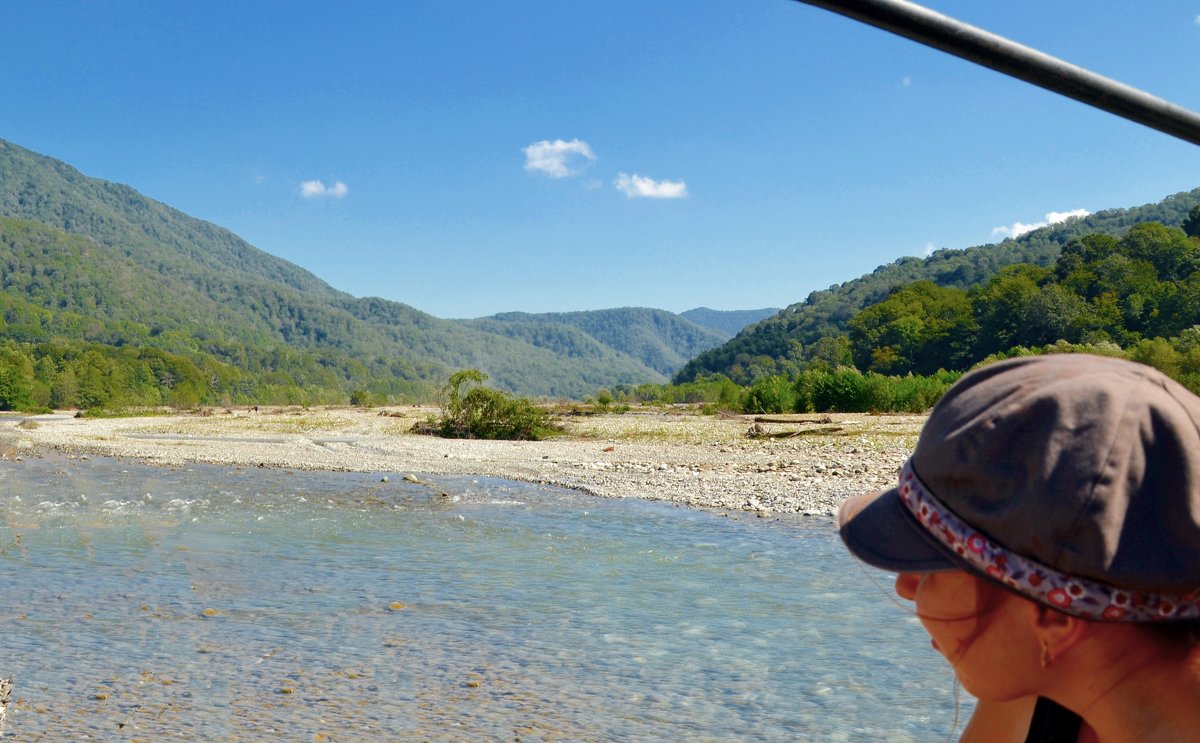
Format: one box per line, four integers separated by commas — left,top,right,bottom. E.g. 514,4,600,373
898,460,1200,622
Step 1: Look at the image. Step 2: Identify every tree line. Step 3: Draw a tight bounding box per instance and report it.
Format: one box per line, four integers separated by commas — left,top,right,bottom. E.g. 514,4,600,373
0,339,434,413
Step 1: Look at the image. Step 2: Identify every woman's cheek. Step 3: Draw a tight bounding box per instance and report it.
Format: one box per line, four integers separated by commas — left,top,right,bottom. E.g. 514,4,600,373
919,618,957,661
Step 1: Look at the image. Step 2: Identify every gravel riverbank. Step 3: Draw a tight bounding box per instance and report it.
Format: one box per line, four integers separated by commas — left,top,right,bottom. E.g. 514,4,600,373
3,407,925,516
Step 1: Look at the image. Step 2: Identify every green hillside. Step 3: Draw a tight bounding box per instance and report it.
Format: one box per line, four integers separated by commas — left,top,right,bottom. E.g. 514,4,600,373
0,139,699,404
675,187,1200,385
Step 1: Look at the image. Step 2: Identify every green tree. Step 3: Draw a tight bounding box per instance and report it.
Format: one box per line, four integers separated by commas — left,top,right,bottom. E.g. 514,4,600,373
50,366,79,409
0,348,36,410
974,265,1052,354
75,350,119,409
848,281,976,374
803,334,853,370
1182,205,1200,239
1129,337,1181,378
1120,222,1198,280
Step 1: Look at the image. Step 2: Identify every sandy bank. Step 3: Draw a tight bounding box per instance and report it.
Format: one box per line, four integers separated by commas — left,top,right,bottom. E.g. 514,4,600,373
2,407,924,515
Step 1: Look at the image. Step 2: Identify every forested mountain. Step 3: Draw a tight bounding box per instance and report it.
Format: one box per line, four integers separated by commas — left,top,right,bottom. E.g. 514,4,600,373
679,307,779,337
470,308,728,376
0,139,704,405
840,220,1200,376
675,187,1200,384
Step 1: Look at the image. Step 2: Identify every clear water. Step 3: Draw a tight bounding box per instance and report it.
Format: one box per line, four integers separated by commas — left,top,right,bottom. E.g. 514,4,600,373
0,455,966,741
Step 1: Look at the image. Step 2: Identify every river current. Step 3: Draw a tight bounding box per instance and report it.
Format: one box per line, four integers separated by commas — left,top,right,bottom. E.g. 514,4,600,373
0,454,967,741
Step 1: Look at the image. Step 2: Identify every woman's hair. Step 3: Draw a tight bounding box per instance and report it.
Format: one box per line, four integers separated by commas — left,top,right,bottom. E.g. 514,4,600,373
910,573,1010,660
1141,619,1200,647
972,572,1200,650
972,572,1200,648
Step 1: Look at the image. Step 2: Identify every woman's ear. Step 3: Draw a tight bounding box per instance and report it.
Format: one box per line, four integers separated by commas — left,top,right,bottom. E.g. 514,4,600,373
1029,603,1089,665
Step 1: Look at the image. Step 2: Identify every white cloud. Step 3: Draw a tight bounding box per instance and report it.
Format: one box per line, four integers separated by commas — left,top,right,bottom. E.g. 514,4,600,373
901,76,912,87
614,172,688,199
1046,209,1090,223
1195,14,1200,25
300,180,348,199
992,208,1089,239
992,220,1043,239
523,138,595,178
923,242,936,257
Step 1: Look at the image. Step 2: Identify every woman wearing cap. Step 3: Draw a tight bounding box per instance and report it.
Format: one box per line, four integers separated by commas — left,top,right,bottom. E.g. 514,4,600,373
838,354,1200,742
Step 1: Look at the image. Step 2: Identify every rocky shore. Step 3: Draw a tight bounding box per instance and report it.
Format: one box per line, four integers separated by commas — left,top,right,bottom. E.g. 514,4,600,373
3,406,925,516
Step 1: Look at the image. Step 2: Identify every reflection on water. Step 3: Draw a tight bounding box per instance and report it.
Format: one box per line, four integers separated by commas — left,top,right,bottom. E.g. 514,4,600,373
0,455,963,740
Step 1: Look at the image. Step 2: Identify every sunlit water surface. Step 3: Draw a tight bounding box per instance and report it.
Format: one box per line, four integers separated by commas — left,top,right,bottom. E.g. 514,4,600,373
0,455,967,741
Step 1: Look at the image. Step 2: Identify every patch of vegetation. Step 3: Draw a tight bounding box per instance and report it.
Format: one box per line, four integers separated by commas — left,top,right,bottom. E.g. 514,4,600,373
616,375,743,409
416,369,560,441
76,407,176,419
251,414,354,433
614,368,957,415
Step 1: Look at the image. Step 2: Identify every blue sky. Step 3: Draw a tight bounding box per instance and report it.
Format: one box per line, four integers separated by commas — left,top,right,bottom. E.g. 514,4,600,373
3,1,1200,319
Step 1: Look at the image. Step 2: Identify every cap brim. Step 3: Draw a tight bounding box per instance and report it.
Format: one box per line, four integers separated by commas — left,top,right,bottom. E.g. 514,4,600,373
837,488,960,573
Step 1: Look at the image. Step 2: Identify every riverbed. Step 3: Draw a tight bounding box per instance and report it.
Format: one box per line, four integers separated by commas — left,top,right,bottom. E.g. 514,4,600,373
0,453,965,741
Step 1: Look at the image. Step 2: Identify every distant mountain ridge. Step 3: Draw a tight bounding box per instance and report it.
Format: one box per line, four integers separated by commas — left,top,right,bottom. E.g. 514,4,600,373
469,308,729,377
675,187,1200,385
0,138,742,399
680,307,779,337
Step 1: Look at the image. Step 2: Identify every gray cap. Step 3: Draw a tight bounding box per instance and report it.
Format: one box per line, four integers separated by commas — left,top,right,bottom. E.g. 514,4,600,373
839,353,1200,620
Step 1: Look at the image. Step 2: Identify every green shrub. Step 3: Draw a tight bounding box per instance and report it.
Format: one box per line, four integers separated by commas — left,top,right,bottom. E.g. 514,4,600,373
425,369,558,441
801,368,869,412
616,374,742,407
742,375,798,414
593,387,613,412
860,372,897,412
795,368,957,413
889,372,959,412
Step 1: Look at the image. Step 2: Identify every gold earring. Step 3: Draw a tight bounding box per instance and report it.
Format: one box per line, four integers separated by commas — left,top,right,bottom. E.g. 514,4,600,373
1040,641,1053,669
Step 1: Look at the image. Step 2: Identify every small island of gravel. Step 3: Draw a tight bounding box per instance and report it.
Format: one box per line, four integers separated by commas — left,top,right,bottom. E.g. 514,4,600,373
2,407,924,516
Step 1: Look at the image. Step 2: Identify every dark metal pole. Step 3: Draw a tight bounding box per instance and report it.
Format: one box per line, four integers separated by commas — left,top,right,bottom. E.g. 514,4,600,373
791,0,1200,147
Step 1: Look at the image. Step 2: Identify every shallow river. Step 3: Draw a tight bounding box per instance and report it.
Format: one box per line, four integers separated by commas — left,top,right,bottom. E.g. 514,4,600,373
0,454,968,741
